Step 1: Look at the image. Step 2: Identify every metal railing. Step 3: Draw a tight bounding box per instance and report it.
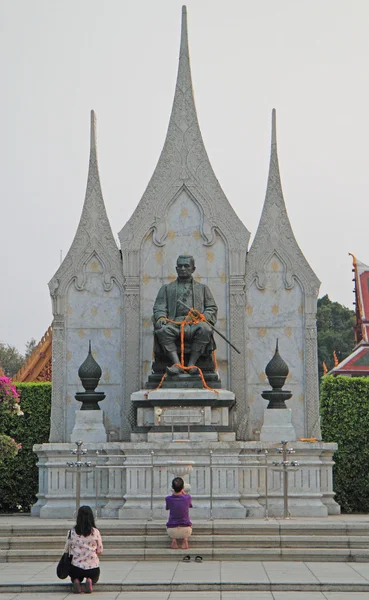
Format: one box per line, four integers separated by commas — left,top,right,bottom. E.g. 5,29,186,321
66,443,298,520
66,449,270,520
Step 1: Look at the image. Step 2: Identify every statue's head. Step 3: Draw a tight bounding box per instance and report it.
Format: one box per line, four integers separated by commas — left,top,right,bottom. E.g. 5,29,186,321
176,255,195,280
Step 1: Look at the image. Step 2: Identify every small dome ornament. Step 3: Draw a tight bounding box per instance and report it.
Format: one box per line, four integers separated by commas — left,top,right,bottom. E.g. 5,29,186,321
265,338,289,390
262,339,292,409
78,340,102,392
75,341,105,410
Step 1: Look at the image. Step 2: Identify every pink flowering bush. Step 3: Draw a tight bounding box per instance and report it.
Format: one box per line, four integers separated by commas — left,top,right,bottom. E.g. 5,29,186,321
0,376,23,415
0,376,23,464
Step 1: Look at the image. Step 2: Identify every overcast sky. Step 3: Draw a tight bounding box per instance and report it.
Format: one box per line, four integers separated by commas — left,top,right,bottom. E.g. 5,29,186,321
1,0,368,353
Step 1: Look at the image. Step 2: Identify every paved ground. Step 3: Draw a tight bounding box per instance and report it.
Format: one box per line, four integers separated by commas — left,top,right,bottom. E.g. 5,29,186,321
2,560,369,599
1,596,369,600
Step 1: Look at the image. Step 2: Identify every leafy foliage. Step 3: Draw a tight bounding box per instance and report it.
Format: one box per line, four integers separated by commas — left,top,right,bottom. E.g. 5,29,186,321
0,434,21,463
25,338,37,359
317,295,355,378
0,382,51,512
0,343,25,377
0,376,23,464
320,375,369,513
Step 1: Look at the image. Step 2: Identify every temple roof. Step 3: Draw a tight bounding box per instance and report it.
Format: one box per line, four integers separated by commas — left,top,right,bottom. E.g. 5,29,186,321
13,326,52,382
247,109,320,295
328,342,369,377
329,255,369,376
119,6,249,261
350,254,369,344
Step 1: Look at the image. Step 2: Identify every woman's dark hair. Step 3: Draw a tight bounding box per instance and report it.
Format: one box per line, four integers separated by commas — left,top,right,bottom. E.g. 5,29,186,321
75,505,96,537
172,477,184,493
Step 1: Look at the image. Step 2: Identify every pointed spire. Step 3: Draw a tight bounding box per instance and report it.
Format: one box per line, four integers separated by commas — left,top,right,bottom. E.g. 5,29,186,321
167,4,199,148
119,6,249,261
265,108,284,207
271,107,277,147
90,110,97,153
180,6,189,58
247,109,320,291
49,110,122,293
85,109,103,199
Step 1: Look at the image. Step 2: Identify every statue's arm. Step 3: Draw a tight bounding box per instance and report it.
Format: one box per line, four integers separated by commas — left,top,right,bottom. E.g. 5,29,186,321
203,285,218,325
153,285,168,324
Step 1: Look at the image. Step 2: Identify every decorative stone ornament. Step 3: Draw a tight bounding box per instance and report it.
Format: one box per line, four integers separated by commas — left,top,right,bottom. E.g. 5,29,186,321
75,341,105,410
262,340,292,409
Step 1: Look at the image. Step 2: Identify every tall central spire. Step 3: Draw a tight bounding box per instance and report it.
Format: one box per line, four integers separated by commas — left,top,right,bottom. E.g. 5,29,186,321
119,6,249,253
168,5,199,140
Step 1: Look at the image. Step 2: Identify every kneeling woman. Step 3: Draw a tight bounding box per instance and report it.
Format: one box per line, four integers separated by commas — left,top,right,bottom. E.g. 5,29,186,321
66,505,103,594
166,477,192,550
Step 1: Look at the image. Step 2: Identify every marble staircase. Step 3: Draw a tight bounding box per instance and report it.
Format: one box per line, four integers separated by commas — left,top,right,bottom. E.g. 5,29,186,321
1,517,369,563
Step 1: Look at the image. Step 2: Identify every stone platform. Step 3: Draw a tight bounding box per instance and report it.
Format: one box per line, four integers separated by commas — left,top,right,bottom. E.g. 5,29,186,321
32,440,339,519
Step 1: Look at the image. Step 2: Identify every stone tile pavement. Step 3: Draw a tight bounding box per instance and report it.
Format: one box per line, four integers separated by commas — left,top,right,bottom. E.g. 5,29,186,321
2,560,369,598
3,592,369,599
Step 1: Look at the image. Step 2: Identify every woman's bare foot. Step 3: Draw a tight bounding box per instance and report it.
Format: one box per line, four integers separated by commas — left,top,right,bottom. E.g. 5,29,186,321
171,539,179,549
181,538,189,550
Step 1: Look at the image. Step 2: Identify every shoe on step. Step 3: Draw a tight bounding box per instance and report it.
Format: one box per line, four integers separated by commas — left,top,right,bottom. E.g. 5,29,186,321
85,577,93,593
72,579,82,594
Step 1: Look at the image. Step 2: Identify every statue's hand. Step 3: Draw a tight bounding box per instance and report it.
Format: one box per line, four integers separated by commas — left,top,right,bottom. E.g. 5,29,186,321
155,318,167,329
191,309,202,320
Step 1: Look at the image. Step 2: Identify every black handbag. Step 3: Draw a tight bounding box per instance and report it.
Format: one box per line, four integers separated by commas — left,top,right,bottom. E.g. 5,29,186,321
56,529,72,579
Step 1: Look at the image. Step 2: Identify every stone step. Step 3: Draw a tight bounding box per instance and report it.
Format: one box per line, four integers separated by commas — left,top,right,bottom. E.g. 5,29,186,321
2,581,369,595
2,533,369,550
3,520,369,536
2,518,369,562
2,545,369,563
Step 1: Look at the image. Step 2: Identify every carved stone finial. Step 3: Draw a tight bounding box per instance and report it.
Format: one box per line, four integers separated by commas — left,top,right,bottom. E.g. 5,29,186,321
265,338,289,390
75,341,105,410
262,340,292,409
78,340,102,392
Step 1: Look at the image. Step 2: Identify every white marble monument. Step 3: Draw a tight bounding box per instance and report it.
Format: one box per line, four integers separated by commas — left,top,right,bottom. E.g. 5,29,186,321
32,6,339,519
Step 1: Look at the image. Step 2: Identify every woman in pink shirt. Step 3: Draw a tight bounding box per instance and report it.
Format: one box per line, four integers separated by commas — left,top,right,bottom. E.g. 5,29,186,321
165,476,192,550
65,505,103,594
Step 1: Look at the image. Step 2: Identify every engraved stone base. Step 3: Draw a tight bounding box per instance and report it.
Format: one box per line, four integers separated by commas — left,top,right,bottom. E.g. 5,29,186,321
260,408,296,442
71,410,107,443
132,388,236,442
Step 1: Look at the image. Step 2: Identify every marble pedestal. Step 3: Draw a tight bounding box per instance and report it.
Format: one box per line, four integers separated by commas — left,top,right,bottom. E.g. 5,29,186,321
31,441,340,519
260,408,296,442
131,388,236,442
71,410,107,443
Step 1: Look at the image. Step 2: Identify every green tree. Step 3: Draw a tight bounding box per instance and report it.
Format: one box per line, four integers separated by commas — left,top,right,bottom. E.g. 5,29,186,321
317,294,355,378
0,376,23,466
0,343,24,377
25,338,37,359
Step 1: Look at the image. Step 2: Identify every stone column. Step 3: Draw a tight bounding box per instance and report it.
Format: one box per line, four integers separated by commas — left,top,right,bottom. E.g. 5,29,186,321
304,304,322,439
229,275,248,440
122,274,140,441
49,315,66,442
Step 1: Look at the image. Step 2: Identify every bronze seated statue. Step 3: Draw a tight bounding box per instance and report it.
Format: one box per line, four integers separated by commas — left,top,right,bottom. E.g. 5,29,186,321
147,254,220,387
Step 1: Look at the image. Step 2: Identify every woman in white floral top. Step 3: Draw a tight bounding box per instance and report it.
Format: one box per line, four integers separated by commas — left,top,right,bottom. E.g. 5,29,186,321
65,505,103,594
